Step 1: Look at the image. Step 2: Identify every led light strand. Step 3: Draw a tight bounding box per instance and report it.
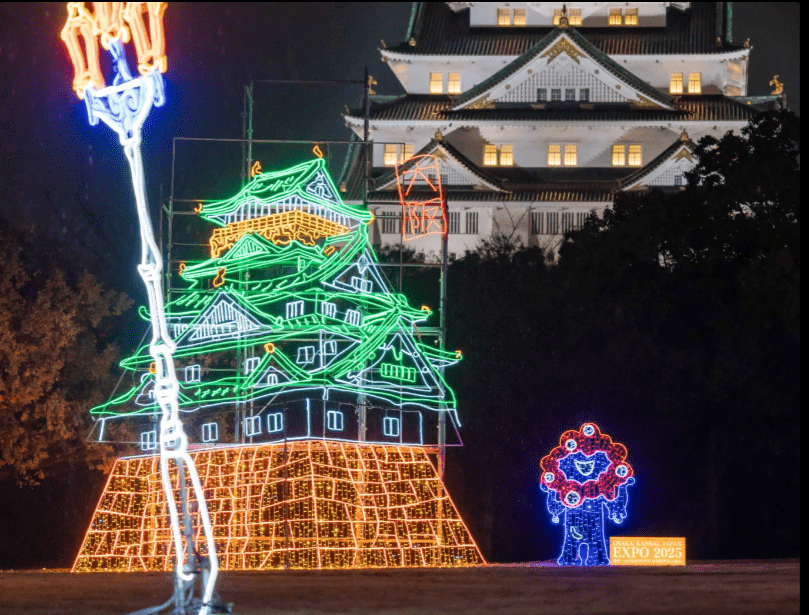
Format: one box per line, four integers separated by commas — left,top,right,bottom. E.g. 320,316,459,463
394,155,448,241
539,423,635,566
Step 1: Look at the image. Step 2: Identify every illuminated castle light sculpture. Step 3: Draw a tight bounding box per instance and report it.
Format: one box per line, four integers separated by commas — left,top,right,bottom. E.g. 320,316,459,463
74,157,483,571
539,423,634,566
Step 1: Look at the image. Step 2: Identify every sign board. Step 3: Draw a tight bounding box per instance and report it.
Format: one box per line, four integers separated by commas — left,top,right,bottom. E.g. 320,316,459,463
609,537,686,566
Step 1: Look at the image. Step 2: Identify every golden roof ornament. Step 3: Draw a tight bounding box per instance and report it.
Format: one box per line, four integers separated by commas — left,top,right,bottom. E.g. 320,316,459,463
680,129,689,142
408,37,416,47
367,75,377,95
743,38,751,49
769,75,784,96
434,130,444,141
558,4,569,28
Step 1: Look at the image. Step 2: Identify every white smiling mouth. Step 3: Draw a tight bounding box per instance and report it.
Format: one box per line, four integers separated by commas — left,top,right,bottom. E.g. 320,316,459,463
575,460,596,476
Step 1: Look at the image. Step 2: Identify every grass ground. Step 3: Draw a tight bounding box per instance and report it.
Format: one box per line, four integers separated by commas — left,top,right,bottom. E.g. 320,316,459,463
0,560,799,615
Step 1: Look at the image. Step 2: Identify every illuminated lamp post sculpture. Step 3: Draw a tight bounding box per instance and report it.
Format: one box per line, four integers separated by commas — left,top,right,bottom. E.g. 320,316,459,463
61,3,220,613
539,423,635,566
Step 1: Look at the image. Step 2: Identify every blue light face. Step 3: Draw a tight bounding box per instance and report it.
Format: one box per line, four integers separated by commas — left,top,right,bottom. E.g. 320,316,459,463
558,451,611,484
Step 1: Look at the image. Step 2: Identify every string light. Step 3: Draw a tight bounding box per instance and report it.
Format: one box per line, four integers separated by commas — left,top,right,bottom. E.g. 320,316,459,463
394,155,448,241
539,423,635,566
73,441,483,571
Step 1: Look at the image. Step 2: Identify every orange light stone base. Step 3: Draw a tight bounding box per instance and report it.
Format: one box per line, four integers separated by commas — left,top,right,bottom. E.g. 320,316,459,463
73,440,483,571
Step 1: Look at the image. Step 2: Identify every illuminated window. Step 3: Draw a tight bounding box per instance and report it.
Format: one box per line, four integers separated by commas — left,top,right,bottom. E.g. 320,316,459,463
513,8,526,26
579,88,590,102
351,276,372,293
448,73,461,94
569,8,582,25
551,88,562,101
448,211,460,234
612,145,626,166
429,72,443,94
499,144,514,166
465,211,479,234
345,309,361,327
688,72,702,94
624,8,638,25
565,88,576,101
286,300,304,319
244,415,261,437
483,144,498,166
537,88,547,101
609,8,622,25
184,364,200,383
564,145,577,166
402,144,413,162
140,430,157,451
670,73,683,94
383,416,400,437
628,145,642,167
320,301,337,318
244,357,260,374
267,412,283,433
674,174,684,186
327,410,344,432
553,9,562,25
297,346,315,365
548,144,561,166
497,8,510,26
383,144,397,166
201,422,218,443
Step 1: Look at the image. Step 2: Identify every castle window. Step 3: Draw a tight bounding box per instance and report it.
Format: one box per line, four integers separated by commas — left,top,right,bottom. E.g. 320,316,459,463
345,309,361,327
465,211,479,234
565,88,576,101
244,415,262,437
286,300,304,319
429,72,443,94
320,301,337,318
609,8,622,25
327,410,344,432
499,144,514,166
380,211,400,235
513,8,526,26
624,8,638,26
688,72,702,94
201,422,218,443
448,211,460,234
483,144,498,166
612,145,626,166
266,373,278,386
448,73,461,94
551,88,562,102
244,357,260,374
537,88,548,102
351,276,372,293
184,364,201,383
497,8,510,26
579,88,590,102
384,144,398,166
267,412,283,433
322,340,337,356
548,144,562,166
296,346,315,365
628,145,642,167
140,430,157,451
670,73,684,94
383,417,400,437
564,145,578,166
674,174,684,186
569,8,582,25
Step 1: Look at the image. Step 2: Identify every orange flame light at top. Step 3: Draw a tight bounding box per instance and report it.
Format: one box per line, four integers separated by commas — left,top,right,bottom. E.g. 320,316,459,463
61,2,168,99
394,154,447,241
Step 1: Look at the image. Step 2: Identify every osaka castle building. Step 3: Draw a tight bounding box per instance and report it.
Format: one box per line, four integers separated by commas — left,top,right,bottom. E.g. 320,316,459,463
340,2,781,255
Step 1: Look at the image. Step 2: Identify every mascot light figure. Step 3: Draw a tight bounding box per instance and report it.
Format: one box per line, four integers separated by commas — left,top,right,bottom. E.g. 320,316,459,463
540,423,635,566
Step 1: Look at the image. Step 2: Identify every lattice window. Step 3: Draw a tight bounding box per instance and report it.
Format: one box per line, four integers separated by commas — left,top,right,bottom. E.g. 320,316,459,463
286,300,304,319
561,212,587,233
564,145,577,166
380,211,400,235
537,88,548,101
351,276,372,293
579,88,590,101
267,412,283,434
448,73,461,94
184,364,201,383
565,88,576,101
429,72,443,94
628,145,642,167
548,144,561,166
244,415,261,437
674,174,684,186
609,8,622,25
483,144,498,166
384,144,397,166
465,211,479,235
612,145,626,166
569,8,582,25
688,72,702,94
383,417,400,437
345,309,361,327
448,211,460,234
297,346,315,365
401,144,413,162
513,8,526,26
551,88,562,101
497,7,510,26
499,145,514,166
320,301,337,318
140,430,157,451
624,8,638,25
327,410,344,432
670,73,683,94
531,211,541,235
201,423,218,443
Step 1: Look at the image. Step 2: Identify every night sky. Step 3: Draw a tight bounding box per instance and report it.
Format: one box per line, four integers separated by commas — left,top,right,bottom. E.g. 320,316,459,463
0,2,800,297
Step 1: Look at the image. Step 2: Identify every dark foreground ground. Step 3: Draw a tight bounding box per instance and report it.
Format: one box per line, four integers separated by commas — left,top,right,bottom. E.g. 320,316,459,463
0,560,799,615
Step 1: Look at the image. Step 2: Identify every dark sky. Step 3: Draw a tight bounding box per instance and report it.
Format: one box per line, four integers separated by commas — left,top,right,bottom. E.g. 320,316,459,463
0,2,800,296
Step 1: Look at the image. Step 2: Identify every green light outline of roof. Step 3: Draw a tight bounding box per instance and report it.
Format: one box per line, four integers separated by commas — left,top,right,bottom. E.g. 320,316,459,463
451,27,676,111
200,158,372,227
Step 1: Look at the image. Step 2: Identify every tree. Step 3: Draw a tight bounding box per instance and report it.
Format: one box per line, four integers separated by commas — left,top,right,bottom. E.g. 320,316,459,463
0,224,132,485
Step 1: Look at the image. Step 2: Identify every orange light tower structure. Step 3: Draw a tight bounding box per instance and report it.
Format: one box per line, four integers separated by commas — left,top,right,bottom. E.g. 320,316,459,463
73,156,483,571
